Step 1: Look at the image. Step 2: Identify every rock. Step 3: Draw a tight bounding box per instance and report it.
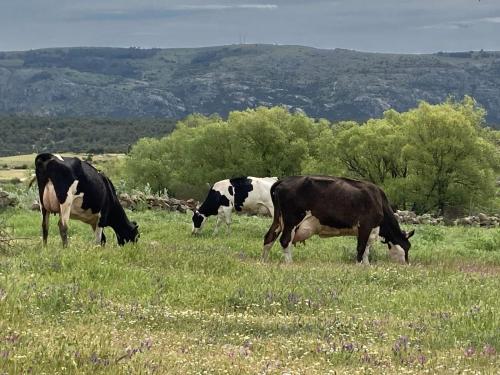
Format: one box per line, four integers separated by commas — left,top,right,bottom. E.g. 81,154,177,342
0,190,18,208
478,213,488,222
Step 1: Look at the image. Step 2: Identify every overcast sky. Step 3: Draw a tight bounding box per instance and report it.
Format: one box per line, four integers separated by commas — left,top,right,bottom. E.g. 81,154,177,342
1,0,500,53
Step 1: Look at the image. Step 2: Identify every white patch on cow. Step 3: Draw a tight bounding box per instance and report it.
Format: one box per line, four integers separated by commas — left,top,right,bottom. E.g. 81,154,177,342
59,180,84,228
292,211,359,244
53,154,64,161
388,242,406,264
241,177,277,217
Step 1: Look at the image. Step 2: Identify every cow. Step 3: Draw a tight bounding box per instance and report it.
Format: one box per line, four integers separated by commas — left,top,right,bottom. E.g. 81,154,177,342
192,176,278,235
33,153,139,247
262,176,414,264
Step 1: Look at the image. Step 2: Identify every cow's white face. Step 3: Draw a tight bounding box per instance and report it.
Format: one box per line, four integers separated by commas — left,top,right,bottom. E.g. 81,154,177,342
191,211,207,235
388,242,406,264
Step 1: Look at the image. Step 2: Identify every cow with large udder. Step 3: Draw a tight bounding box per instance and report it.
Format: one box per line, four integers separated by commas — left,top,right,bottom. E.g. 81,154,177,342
192,177,277,235
33,153,139,247
262,176,414,264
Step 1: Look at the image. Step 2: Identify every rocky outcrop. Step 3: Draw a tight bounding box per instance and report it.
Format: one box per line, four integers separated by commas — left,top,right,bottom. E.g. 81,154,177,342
0,191,18,208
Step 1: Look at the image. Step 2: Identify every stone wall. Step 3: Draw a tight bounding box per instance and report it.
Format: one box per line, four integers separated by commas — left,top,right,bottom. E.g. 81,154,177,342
118,192,196,213
395,210,499,228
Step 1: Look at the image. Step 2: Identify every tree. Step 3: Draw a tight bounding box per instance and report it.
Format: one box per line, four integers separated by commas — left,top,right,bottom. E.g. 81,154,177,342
123,106,328,198
401,97,498,213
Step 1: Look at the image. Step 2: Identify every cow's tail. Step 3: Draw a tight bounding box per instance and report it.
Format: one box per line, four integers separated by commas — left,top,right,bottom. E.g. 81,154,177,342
31,153,54,198
28,175,37,189
262,180,283,259
265,180,283,237
269,180,282,223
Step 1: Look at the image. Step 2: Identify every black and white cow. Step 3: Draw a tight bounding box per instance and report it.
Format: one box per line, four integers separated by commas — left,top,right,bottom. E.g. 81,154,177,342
33,153,139,247
192,177,277,235
262,176,414,264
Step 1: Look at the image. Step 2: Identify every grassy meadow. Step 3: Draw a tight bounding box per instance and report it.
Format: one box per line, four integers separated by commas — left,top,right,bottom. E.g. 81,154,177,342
0,208,498,374
0,154,123,183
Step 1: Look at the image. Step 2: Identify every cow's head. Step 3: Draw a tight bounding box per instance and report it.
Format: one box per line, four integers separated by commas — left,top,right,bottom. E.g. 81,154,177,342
385,229,414,264
191,210,207,235
117,221,140,245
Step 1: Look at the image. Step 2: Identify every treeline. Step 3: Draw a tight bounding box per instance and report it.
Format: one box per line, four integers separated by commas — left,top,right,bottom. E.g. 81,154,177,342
0,116,176,156
123,97,499,214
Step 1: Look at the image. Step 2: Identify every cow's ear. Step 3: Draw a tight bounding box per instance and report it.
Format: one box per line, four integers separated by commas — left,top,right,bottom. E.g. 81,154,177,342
405,229,415,239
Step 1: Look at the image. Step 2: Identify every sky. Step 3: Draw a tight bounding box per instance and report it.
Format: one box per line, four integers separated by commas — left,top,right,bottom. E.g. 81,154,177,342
1,0,500,53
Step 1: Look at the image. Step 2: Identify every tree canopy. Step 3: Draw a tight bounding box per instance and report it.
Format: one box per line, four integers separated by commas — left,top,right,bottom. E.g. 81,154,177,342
123,99,499,214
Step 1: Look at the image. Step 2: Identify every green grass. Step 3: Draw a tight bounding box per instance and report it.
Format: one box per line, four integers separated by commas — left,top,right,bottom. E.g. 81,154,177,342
0,153,124,185
0,209,498,374
0,153,123,169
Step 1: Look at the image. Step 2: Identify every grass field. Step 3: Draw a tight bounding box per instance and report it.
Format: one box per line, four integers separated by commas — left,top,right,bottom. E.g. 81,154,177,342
0,154,123,184
0,209,499,374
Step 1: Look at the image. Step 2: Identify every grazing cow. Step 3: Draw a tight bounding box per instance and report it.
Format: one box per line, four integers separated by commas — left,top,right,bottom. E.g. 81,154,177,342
192,176,278,235
262,176,414,264
33,153,139,247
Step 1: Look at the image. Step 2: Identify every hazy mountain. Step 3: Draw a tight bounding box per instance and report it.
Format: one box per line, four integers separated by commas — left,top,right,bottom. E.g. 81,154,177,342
1,45,499,127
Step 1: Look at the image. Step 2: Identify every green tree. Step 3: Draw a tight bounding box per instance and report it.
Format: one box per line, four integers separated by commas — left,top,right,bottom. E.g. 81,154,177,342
123,106,328,198
401,97,498,213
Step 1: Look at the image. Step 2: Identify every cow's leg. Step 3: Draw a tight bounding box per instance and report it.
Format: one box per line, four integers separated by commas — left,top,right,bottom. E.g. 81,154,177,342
58,200,73,248
213,212,222,235
362,226,380,265
41,207,50,246
262,218,281,261
222,206,232,234
58,218,68,247
57,180,81,248
91,221,105,246
279,225,296,264
356,225,373,264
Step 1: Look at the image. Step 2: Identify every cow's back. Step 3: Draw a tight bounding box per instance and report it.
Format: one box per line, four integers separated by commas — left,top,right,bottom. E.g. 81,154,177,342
274,176,384,229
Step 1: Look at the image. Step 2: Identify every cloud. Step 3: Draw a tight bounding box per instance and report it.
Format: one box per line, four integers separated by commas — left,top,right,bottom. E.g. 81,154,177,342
481,17,500,23
418,22,471,30
68,3,278,21
418,14,500,31
178,4,278,10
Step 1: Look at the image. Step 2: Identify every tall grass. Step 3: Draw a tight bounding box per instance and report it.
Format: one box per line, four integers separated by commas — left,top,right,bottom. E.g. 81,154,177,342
0,209,498,373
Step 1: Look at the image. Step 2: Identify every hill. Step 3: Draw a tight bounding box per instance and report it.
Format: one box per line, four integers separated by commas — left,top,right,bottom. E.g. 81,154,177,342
0,45,500,127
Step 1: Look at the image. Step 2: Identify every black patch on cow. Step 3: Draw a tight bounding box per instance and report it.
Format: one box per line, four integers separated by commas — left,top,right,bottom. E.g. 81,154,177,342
198,189,230,217
228,186,234,196
192,211,205,228
229,177,253,211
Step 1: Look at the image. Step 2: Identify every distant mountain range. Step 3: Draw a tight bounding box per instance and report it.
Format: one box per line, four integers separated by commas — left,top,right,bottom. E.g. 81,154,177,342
1,45,499,127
